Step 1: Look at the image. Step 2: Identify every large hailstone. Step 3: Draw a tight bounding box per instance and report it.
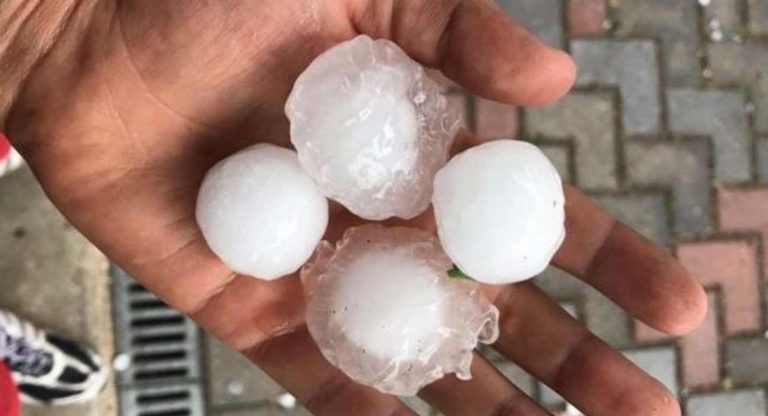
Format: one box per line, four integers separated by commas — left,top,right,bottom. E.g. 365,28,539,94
196,144,328,280
302,224,499,395
286,35,461,221
432,140,566,284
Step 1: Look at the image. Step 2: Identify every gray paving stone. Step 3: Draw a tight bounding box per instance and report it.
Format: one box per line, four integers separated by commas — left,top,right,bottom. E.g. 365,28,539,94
538,303,580,408
206,336,284,407
758,137,768,183
536,267,633,347
496,361,536,397
401,396,434,415
704,0,743,40
614,0,700,86
497,0,563,48
211,404,311,416
726,336,768,384
0,167,117,416
594,192,670,247
749,0,768,33
526,92,617,189
667,89,751,181
572,40,661,135
623,346,679,397
708,42,768,132
624,140,713,237
687,389,768,416
539,144,572,183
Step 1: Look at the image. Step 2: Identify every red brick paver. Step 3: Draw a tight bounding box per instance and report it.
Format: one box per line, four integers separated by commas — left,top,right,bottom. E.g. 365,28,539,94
678,240,761,335
680,292,720,387
568,0,607,36
718,187,768,278
474,98,518,140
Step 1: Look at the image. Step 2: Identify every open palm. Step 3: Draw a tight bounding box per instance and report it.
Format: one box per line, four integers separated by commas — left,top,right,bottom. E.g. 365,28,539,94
5,1,706,414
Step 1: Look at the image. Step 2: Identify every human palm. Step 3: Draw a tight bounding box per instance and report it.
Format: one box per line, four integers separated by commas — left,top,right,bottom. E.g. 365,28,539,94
5,1,706,415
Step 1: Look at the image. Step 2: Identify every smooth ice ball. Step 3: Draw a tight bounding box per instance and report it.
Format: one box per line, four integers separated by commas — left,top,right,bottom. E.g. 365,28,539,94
196,144,328,280
286,34,461,221
302,224,499,396
432,140,566,284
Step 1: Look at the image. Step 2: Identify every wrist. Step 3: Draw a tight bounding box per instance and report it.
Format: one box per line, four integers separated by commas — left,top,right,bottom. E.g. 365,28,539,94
0,0,89,135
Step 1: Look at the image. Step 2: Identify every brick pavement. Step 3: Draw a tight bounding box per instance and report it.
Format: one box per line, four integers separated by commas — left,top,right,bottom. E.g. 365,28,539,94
202,1,768,415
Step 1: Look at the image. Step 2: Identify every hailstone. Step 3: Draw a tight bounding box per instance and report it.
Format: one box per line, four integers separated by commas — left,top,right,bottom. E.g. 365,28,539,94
286,35,461,221
196,143,328,280
432,140,566,284
302,224,499,396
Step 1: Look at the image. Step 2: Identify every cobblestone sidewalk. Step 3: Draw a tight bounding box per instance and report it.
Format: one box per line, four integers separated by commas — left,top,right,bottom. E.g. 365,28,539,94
209,0,768,415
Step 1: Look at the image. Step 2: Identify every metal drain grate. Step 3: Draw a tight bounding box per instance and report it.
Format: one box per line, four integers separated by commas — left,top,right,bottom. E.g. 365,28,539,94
119,383,204,416
111,266,204,416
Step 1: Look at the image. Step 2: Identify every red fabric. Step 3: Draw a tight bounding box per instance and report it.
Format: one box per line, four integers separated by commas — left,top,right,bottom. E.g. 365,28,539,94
0,133,10,161
0,362,20,416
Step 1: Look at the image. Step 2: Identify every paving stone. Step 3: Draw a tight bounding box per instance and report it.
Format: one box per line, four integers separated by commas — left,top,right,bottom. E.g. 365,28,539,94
572,40,661,135
623,346,679,396
539,144,572,183
569,0,607,36
679,292,719,387
667,89,751,182
211,404,311,416
534,267,632,347
525,92,618,189
726,336,768,384
708,42,768,132
594,192,670,247
704,0,744,40
613,0,701,86
401,396,434,415
749,0,768,33
497,0,564,48
623,139,713,237
474,98,518,140
538,303,580,408
496,361,536,397
758,137,768,182
0,167,117,416
678,240,761,335
718,188,768,278
206,336,285,407
687,389,768,416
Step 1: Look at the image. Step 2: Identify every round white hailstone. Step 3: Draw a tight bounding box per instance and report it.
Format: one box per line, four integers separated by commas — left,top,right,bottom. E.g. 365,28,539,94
196,144,328,280
302,224,499,396
286,35,461,221
432,140,566,284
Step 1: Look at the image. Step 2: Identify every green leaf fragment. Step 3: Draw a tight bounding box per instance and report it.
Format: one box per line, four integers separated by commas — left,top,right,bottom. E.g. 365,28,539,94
447,265,474,281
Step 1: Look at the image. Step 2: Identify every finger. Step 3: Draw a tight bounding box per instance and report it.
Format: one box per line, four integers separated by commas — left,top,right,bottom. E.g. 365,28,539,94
419,353,550,416
494,283,681,416
191,275,413,416
553,185,708,335
351,0,576,105
245,326,416,416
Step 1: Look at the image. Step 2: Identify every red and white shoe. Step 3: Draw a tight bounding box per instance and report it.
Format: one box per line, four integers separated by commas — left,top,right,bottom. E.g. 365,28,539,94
0,133,24,178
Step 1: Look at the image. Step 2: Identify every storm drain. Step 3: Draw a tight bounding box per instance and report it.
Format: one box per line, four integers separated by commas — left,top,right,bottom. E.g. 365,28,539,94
111,266,205,416
119,383,204,416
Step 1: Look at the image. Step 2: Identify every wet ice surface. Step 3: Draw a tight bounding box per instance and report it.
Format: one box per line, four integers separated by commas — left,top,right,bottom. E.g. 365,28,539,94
196,144,328,280
302,224,499,396
433,140,566,284
286,35,461,221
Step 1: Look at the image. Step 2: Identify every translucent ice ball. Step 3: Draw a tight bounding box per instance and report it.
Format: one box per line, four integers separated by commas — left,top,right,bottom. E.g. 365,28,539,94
302,224,499,396
286,35,461,221
432,140,566,284
196,144,328,280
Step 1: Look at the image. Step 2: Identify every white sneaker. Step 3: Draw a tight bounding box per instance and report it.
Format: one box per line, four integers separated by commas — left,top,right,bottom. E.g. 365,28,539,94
0,309,108,405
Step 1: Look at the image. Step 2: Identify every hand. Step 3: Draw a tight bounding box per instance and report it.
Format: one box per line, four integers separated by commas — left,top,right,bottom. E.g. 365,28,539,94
3,1,706,415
